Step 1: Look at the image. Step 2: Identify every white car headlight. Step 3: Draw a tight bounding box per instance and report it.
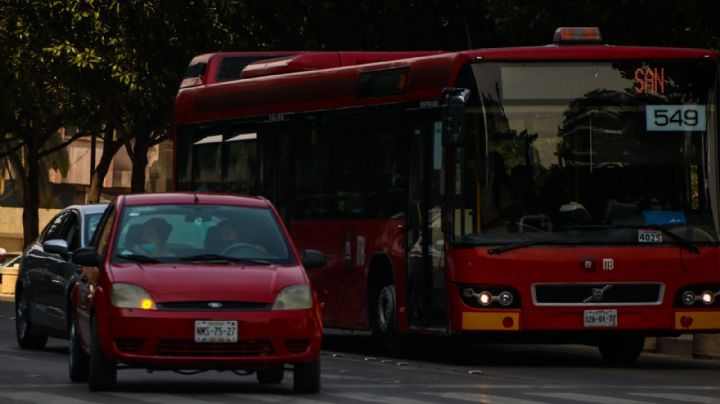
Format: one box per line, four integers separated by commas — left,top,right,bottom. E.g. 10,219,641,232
111,283,156,310
272,285,312,310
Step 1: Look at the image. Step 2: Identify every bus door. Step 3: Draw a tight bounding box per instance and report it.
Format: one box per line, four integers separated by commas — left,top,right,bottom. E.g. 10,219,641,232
258,117,345,326
257,120,294,222
406,109,448,331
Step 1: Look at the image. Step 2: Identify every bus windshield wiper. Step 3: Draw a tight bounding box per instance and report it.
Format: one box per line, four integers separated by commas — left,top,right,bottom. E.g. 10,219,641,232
180,254,272,265
487,240,542,255
116,253,161,263
487,239,584,255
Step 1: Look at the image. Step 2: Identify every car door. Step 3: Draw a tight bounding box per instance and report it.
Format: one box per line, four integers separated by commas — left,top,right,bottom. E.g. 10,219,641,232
76,204,115,345
22,212,68,329
44,210,82,334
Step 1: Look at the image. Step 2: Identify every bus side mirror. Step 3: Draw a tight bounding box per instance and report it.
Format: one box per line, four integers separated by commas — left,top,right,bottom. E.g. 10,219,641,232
442,87,470,147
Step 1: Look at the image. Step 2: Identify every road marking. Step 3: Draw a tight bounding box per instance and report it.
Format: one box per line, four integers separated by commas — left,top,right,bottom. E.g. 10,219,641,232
326,383,543,390
528,392,654,404
425,384,540,389
229,393,336,403
630,392,720,403
421,391,548,403
326,392,437,404
108,392,217,404
0,349,41,362
0,392,97,404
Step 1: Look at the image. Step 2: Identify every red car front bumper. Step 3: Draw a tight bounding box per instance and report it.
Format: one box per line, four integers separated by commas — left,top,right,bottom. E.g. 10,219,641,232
98,306,322,370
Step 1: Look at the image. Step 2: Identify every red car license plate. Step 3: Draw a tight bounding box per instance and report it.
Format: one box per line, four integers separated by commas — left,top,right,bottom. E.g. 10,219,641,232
194,320,238,343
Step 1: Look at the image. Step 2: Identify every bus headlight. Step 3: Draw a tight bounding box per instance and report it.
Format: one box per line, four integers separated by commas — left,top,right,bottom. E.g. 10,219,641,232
459,285,520,308
701,291,715,305
675,285,720,307
498,291,514,306
478,291,493,306
682,291,696,306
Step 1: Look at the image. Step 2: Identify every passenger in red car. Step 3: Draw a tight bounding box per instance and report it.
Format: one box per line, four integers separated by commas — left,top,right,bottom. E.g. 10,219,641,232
135,218,173,256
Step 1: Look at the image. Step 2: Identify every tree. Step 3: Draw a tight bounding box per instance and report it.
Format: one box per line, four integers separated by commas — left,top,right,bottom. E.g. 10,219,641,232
0,1,90,246
44,0,243,196
3,0,720,248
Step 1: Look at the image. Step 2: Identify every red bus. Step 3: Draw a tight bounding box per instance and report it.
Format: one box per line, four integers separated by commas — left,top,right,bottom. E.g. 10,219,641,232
174,28,720,361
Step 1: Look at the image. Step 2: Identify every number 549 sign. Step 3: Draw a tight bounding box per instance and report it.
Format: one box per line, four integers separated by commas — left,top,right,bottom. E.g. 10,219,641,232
646,105,706,132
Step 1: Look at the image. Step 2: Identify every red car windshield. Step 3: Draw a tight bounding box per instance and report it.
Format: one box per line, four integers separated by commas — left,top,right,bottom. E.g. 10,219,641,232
112,204,293,264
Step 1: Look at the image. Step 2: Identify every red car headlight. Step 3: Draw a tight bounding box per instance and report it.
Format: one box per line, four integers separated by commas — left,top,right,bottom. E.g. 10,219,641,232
111,283,157,310
272,285,312,310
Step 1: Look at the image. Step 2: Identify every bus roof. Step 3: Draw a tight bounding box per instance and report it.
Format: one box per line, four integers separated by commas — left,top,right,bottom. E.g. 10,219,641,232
182,51,443,87
175,45,717,124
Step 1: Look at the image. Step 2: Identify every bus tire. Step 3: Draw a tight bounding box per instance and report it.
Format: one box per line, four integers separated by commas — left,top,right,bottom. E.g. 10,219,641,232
370,282,403,352
598,334,644,363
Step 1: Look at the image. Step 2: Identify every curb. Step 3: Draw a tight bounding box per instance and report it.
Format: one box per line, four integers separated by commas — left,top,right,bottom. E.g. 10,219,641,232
649,336,693,358
647,335,720,360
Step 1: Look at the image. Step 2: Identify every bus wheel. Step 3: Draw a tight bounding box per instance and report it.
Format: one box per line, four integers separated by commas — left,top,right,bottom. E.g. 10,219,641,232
376,284,396,334
371,283,402,352
598,335,644,363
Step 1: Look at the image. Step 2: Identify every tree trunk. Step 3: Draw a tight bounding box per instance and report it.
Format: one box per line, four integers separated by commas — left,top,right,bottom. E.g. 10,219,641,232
13,135,40,248
87,125,120,203
130,133,149,193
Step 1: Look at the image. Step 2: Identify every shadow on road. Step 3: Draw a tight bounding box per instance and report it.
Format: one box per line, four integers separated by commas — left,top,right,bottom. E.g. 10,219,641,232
321,332,720,370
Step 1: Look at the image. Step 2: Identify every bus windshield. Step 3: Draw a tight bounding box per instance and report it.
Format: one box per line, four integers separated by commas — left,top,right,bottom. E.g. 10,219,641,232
456,60,719,246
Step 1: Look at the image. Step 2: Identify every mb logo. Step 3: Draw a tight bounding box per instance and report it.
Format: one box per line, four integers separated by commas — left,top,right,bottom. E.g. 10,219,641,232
602,258,614,271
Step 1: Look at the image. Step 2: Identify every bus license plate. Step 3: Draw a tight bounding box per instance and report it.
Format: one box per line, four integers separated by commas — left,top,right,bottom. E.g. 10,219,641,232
583,310,618,328
195,320,238,343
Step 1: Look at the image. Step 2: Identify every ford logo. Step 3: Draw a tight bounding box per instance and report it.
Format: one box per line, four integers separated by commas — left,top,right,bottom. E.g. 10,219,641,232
208,302,223,309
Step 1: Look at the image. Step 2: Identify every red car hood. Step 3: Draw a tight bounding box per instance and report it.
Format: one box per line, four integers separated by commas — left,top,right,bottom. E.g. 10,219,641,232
109,263,308,303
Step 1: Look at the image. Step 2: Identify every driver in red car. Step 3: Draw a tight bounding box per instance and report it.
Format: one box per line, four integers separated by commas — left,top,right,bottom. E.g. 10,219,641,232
213,220,267,255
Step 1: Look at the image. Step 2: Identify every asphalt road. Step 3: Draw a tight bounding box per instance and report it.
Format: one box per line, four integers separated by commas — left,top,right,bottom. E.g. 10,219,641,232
2,300,720,403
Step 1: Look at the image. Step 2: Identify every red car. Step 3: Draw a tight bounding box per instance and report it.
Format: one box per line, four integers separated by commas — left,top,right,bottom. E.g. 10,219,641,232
69,193,325,392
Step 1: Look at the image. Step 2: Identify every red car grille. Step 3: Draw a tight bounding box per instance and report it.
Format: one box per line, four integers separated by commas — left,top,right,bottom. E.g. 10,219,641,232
284,339,311,354
155,339,274,357
115,338,144,353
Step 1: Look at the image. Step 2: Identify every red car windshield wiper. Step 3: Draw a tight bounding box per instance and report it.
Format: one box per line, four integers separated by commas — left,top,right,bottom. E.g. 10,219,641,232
180,254,272,265
116,253,162,263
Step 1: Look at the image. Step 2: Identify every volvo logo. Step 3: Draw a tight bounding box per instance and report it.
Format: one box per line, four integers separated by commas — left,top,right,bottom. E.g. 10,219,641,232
208,302,223,309
584,285,613,303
